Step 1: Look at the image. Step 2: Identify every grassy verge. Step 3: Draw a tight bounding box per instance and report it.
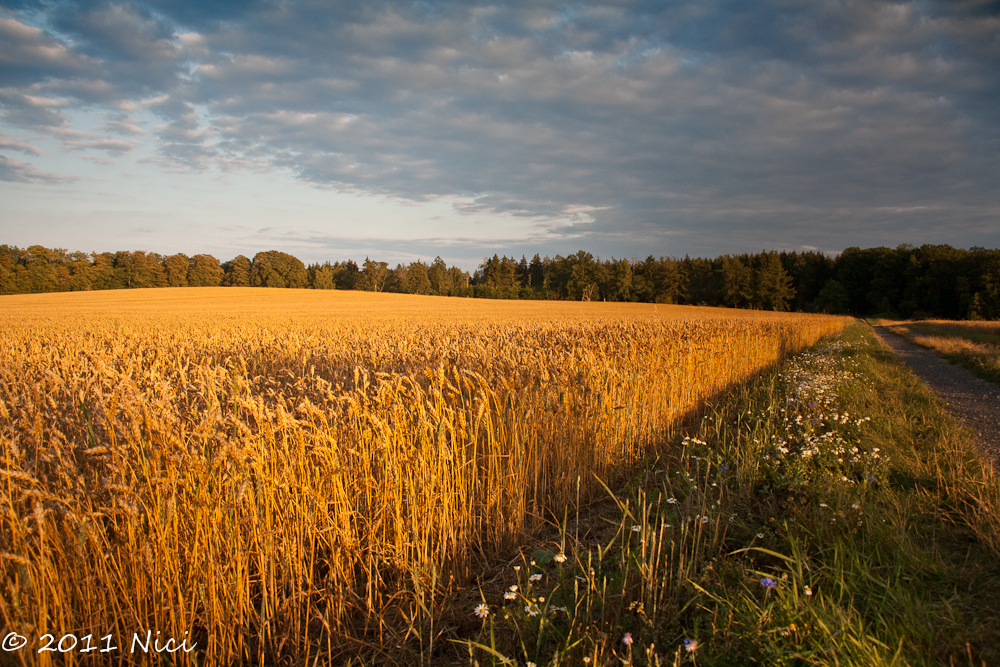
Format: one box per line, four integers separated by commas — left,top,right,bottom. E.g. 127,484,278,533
878,321,1000,385
452,322,1000,666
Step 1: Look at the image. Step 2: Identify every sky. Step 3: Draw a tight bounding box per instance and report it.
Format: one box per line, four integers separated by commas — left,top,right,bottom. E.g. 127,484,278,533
1,0,998,270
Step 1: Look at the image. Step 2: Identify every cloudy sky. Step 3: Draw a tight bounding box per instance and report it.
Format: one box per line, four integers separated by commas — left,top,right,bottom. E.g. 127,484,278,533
1,0,998,269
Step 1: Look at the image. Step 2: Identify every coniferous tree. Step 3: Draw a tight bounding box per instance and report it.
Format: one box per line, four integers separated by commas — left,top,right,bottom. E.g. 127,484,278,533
428,256,451,295
543,254,572,299
516,255,529,287
719,255,753,308
970,248,1000,319
566,250,602,301
475,254,520,298
755,251,795,311
308,262,336,289
601,257,633,302
814,279,850,314
333,260,360,290
449,265,472,296
527,253,544,290
682,256,715,305
781,251,834,311
398,260,432,294
358,257,389,292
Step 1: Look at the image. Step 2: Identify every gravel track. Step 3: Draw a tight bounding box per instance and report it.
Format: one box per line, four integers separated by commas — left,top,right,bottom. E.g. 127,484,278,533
870,325,1000,466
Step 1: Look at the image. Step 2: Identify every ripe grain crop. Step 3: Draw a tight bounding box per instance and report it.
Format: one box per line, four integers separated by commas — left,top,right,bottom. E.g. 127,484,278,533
0,288,847,665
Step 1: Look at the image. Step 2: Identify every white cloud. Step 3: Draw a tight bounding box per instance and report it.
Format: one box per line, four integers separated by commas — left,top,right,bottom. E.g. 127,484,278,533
0,154,76,183
0,132,42,156
65,138,139,155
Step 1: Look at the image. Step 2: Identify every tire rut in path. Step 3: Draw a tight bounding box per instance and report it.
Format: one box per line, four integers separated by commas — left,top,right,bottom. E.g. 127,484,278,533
870,326,1000,466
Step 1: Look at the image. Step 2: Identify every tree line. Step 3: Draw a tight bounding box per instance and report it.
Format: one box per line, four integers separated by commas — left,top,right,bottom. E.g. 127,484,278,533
1,244,998,319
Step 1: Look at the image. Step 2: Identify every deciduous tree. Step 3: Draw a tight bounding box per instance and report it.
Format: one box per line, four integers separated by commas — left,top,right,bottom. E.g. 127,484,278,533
187,254,224,286
164,253,190,287
223,255,252,287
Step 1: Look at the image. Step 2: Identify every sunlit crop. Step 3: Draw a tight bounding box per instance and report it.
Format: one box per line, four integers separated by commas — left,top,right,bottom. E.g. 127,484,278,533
0,287,847,665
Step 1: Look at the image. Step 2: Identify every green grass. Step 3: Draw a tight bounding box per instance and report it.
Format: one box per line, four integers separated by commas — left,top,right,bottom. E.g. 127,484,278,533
903,323,1000,346
886,323,1000,385
451,323,1000,666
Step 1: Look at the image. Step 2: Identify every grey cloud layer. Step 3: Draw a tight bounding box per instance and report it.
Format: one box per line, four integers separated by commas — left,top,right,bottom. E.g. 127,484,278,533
1,0,998,255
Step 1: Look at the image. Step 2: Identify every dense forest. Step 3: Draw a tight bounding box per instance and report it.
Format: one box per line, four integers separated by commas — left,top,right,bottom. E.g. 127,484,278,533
2,244,999,319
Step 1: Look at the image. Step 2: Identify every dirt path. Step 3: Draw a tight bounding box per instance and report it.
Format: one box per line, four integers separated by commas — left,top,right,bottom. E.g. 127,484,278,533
871,325,1000,466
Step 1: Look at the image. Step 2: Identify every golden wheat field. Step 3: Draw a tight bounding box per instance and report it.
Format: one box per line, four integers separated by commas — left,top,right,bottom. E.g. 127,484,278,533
0,288,848,665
